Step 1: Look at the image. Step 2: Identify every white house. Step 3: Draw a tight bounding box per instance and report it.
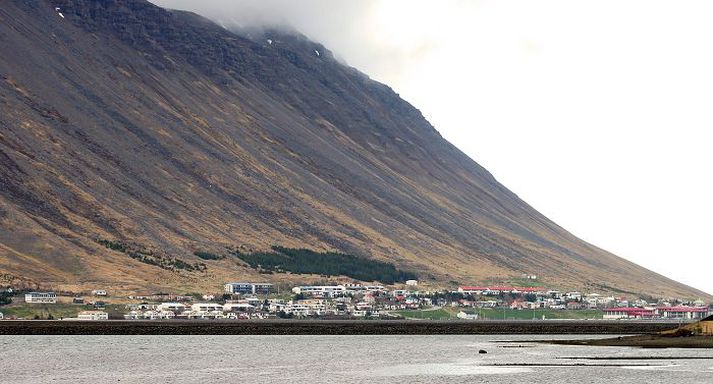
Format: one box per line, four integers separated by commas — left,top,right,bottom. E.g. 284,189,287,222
285,303,312,317
352,309,380,317
91,290,108,296
267,299,287,313
457,311,478,320
405,280,418,286
123,311,143,320
141,310,175,320
187,310,225,319
77,311,109,320
25,292,57,304
156,302,186,313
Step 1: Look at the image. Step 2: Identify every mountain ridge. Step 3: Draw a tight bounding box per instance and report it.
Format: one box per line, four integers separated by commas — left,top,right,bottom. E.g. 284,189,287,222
0,0,708,299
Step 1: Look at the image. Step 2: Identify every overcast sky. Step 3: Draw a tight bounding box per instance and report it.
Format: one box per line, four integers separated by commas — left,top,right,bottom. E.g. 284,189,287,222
153,0,713,295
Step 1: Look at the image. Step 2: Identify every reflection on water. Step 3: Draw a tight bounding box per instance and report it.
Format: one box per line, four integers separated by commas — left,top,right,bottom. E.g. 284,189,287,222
1,334,712,383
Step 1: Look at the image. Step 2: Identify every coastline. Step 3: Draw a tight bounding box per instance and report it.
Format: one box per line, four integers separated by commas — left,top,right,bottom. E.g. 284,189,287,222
543,334,713,348
0,319,681,335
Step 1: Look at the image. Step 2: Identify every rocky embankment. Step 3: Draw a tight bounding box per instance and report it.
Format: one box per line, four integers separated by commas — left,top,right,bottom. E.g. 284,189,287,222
0,320,681,335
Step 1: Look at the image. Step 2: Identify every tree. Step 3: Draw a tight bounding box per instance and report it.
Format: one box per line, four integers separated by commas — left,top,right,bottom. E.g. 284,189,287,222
0,292,12,306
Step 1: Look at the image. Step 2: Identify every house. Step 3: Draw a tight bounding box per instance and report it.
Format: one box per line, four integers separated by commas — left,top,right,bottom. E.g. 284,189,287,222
352,309,379,317
127,303,155,311
123,311,143,320
223,303,255,313
77,311,109,320
286,303,311,317
457,311,478,320
693,299,706,307
0,312,3,320
91,290,108,296
187,310,224,319
186,303,227,319
140,310,175,320
25,292,57,304
458,286,488,295
405,280,418,286
565,292,582,301
72,297,84,304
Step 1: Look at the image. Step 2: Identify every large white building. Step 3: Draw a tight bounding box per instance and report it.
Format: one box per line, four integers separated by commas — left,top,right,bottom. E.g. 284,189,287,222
25,292,57,304
126,310,175,320
156,302,186,313
190,303,224,312
656,306,711,320
77,311,109,320
224,282,274,295
292,285,346,297
223,303,256,313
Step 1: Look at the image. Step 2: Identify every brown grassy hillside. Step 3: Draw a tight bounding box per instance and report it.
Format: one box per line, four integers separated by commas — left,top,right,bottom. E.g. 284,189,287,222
0,0,708,299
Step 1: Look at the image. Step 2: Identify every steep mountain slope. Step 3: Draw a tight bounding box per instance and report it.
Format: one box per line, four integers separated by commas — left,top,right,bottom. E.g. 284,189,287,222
0,0,707,298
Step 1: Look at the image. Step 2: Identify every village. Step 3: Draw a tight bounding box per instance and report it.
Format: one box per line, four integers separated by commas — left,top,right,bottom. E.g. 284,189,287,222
1,280,710,322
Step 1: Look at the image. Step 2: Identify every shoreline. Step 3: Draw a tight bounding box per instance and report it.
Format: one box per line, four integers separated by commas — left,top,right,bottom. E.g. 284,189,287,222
542,334,713,348
0,319,681,335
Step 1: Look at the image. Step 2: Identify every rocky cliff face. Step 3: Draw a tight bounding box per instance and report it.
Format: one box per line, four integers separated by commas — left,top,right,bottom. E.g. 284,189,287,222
0,0,706,298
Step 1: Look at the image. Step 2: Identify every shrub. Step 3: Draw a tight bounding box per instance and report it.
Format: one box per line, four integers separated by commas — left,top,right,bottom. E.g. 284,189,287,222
193,251,223,260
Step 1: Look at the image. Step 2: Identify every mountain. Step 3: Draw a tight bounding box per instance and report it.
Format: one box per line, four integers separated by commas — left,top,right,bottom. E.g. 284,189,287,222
0,0,707,299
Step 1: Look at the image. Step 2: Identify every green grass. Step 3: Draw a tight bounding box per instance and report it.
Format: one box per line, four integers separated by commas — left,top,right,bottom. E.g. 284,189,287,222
0,303,126,320
467,308,603,320
393,309,455,320
1,303,83,319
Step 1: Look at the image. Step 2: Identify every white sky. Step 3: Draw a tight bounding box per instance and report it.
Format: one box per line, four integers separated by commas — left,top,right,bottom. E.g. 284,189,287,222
153,0,713,295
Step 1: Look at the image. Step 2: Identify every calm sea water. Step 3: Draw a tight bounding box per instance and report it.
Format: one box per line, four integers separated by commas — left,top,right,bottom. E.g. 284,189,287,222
1,334,712,383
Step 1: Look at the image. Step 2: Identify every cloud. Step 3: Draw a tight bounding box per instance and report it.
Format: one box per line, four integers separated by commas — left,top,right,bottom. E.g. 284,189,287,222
150,1,458,85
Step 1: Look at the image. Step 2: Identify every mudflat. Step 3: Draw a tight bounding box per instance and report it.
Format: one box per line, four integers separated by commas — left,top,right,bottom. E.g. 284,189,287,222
544,334,713,348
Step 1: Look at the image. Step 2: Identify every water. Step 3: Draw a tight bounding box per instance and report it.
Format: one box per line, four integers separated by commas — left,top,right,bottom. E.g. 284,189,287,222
1,334,712,383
